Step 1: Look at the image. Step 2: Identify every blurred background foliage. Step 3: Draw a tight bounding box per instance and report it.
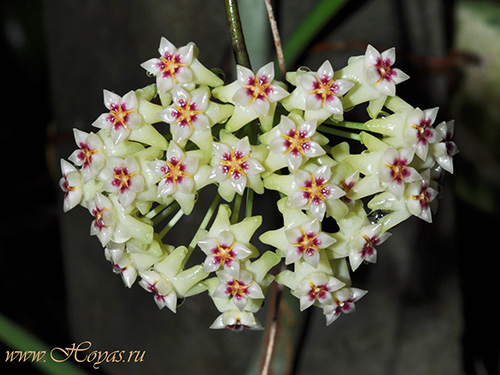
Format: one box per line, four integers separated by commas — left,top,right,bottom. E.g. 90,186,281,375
1,0,499,374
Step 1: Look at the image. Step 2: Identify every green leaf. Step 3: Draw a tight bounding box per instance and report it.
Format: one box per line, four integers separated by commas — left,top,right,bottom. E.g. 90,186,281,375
282,0,350,67
0,313,91,375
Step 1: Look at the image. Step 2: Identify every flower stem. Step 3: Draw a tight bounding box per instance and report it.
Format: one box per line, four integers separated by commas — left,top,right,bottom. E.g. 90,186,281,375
318,125,361,141
333,120,366,130
151,202,180,226
158,208,184,239
145,203,168,220
231,192,243,224
245,188,254,217
186,193,221,255
224,0,252,69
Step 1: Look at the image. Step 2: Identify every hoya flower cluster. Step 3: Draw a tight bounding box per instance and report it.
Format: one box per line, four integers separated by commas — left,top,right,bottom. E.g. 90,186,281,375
60,38,457,331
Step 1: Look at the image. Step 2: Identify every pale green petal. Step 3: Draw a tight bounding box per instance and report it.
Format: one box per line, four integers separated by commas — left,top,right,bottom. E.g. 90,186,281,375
230,215,262,244
225,104,258,132
155,246,188,278
263,174,296,196
190,59,224,87
245,251,280,284
172,264,209,296
138,99,163,124
129,123,168,150
207,204,232,236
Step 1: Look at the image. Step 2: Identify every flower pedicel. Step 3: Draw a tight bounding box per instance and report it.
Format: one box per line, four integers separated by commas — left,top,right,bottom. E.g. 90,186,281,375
60,38,457,331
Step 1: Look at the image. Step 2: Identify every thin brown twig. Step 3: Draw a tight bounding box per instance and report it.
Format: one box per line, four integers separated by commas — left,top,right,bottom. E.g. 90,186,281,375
259,280,284,375
264,0,286,78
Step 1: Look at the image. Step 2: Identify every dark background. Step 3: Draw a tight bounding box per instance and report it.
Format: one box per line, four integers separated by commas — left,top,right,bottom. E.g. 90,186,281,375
1,0,499,374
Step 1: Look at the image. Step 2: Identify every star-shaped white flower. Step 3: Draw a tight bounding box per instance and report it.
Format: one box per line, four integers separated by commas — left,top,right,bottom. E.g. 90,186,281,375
349,223,391,271
139,270,178,312
197,203,261,272
295,272,345,311
198,230,252,274
406,169,438,223
404,107,442,160
88,192,116,246
141,37,195,92
364,44,409,96
209,135,265,201
59,159,83,212
283,60,354,122
103,156,145,207
378,147,421,199
212,268,264,311
289,165,346,220
92,90,142,145
141,37,224,93
300,60,354,113
233,63,289,116
323,287,367,325
284,219,336,268
68,129,106,183
105,244,138,288
150,142,199,197
268,115,326,171
209,310,264,331
158,86,210,145
213,62,289,132
431,120,458,174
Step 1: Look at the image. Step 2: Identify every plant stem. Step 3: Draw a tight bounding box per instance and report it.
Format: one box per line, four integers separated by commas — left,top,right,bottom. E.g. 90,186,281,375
151,202,180,226
245,188,254,217
333,120,366,130
158,208,184,239
224,0,252,69
145,203,168,220
231,192,243,224
318,125,361,141
186,193,221,255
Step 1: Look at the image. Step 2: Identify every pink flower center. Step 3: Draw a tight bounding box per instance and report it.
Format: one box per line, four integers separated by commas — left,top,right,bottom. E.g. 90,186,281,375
411,118,434,145
293,228,321,256
107,103,135,130
92,206,109,232
361,235,380,258
333,297,356,314
77,142,98,169
61,176,75,197
385,158,410,184
161,158,189,188
112,167,137,193
375,58,396,82
299,175,331,205
340,179,355,204
159,53,186,80
219,149,250,180
411,183,432,211
281,127,311,156
172,99,201,128
225,279,250,300
308,280,330,302
309,75,338,106
210,239,237,268
244,75,272,103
